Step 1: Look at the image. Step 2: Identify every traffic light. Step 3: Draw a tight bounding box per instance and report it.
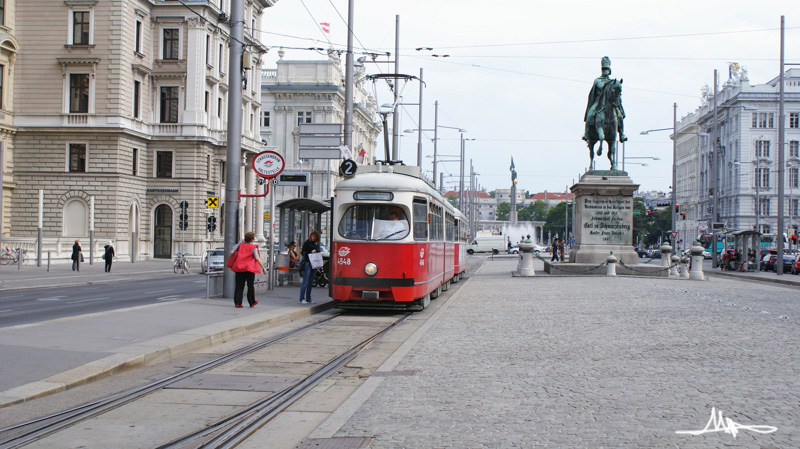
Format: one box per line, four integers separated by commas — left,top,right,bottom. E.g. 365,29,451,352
207,216,217,233
792,234,798,245
179,201,189,230
675,205,680,213
681,213,687,220
647,209,653,216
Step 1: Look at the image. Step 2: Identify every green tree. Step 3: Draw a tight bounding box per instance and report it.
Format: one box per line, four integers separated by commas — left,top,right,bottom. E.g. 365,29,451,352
531,200,549,221
488,190,496,198
447,196,458,209
543,202,572,239
632,197,647,245
517,203,532,221
496,202,510,221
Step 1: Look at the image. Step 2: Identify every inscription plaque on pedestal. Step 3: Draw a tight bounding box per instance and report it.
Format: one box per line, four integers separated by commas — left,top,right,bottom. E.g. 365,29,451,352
581,197,633,245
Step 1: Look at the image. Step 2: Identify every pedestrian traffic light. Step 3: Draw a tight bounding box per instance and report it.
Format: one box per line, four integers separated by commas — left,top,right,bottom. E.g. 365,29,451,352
675,205,680,213
792,234,798,245
207,216,217,233
179,201,189,230
681,213,687,220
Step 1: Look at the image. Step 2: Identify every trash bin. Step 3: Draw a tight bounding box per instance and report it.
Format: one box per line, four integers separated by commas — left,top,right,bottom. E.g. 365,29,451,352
276,252,289,285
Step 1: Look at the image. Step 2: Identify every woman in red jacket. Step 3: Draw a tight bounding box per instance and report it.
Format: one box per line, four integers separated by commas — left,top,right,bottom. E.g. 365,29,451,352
229,232,267,308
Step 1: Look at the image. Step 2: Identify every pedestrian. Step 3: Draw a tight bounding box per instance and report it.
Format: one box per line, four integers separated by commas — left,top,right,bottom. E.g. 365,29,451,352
71,239,82,272
103,241,115,272
550,238,560,262
559,238,565,261
299,230,321,304
229,231,267,308
287,241,299,268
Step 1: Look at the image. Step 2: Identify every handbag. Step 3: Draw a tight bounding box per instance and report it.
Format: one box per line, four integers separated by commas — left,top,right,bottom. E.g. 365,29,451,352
226,250,237,268
80,253,84,262
308,252,324,269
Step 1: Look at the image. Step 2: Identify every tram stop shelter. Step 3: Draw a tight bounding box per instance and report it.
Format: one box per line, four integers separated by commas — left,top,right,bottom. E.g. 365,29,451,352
276,198,331,250
720,229,762,271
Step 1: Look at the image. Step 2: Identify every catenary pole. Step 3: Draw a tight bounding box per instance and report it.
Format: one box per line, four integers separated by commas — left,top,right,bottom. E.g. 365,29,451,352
391,15,400,161
433,101,439,188
777,15,786,274
343,0,354,150
417,68,423,168
671,102,677,254
223,0,245,298
711,70,719,268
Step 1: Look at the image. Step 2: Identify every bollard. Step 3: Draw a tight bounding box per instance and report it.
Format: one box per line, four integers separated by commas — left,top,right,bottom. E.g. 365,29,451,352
660,244,672,270
514,241,536,276
679,256,690,279
606,252,617,276
689,244,705,281
670,255,680,277
17,248,22,270
47,251,51,272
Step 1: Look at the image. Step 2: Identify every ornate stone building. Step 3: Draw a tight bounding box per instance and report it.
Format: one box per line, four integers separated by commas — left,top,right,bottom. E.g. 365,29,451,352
0,0,18,241
9,0,274,260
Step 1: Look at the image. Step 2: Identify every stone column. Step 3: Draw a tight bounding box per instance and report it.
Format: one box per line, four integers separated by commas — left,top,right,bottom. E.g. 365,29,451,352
670,254,680,277
660,244,672,271
606,252,617,276
183,17,206,129
689,245,705,280
679,256,690,279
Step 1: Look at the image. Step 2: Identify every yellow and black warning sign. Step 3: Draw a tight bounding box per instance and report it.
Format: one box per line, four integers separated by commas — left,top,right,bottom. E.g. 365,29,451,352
206,196,219,208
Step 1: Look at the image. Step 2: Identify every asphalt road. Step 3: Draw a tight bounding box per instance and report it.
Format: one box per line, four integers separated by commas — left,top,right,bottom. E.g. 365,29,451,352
0,274,208,328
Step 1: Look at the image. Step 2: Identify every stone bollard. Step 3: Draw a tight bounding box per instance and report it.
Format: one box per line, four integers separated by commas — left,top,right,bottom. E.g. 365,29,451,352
679,256,690,279
689,245,705,281
670,255,680,277
606,252,617,276
660,244,672,271
514,241,536,276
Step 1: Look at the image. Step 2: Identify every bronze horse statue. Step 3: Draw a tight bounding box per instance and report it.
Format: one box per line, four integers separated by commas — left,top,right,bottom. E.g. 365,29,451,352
584,78,624,171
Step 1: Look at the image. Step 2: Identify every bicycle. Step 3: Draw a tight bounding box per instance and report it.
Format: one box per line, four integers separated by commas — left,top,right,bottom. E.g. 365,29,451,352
0,248,29,265
173,253,190,274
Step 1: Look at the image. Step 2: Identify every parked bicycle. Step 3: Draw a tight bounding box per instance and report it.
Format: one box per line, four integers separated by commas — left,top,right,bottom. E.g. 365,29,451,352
0,248,29,265
173,253,190,274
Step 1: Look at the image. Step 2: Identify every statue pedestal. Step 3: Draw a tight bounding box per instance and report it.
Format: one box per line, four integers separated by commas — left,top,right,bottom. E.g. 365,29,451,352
544,170,665,276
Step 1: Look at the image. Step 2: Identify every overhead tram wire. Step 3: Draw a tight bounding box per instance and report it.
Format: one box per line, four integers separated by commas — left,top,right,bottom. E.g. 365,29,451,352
177,0,248,48
298,0,332,45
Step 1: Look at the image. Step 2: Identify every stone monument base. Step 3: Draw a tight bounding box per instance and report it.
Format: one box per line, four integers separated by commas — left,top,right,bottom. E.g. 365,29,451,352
568,171,640,266
543,261,668,277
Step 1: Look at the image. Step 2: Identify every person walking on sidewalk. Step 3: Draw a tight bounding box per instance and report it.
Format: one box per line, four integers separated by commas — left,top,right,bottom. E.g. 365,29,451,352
103,241,115,272
229,232,267,308
551,239,560,262
299,230,321,304
71,240,82,272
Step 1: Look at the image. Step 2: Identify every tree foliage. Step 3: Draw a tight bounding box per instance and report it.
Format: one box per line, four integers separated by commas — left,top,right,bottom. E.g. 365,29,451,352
543,202,572,240
496,202,510,221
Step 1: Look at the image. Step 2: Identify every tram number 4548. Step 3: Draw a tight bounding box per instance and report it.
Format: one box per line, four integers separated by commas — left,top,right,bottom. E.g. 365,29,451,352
337,257,351,265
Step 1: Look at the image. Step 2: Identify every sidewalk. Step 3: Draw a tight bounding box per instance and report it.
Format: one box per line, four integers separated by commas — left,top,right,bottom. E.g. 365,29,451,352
702,259,800,288
0,259,179,291
0,276,333,408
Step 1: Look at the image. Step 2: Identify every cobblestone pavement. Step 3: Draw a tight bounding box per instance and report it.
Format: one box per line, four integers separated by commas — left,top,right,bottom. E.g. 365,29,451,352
333,259,799,448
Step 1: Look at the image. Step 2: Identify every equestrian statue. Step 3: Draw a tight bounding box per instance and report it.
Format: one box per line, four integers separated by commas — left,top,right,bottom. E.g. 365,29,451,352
583,56,627,171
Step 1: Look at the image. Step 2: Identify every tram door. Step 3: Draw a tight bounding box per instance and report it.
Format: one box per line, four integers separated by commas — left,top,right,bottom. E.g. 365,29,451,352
153,204,173,258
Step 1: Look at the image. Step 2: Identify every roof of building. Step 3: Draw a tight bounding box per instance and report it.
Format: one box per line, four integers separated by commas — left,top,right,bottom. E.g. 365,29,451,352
443,190,492,199
529,192,573,201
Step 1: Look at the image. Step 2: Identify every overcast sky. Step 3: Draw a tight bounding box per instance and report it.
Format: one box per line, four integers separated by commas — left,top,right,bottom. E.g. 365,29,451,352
261,0,800,195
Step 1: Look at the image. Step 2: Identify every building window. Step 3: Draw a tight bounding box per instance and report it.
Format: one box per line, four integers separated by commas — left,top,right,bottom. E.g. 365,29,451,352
0,0,4,26
163,29,179,60
207,154,211,180
204,92,209,113
297,111,312,126
752,112,774,129
218,97,223,118
791,199,799,217
135,20,142,54
205,35,211,65
156,151,173,178
756,167,770,188
68,143,87,172
791,112,800,129
160,87,179,123
791,141,800,158
250,112,254,132
261,110,270,127
63,199,88,237
759,224,770,235
69,74,90,113
73,11,91,45
0,65,4,110
133,148,138,176
218,44,224,71
758,198,770,216
133,80,141,119
755,140,770,158
790,166,799,188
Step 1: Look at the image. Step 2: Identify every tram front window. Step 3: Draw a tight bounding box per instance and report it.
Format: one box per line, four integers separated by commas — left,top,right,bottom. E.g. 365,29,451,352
338,205,409,240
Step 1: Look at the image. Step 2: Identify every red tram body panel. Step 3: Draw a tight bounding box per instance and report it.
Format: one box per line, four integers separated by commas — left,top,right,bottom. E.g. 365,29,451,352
331,166,467,311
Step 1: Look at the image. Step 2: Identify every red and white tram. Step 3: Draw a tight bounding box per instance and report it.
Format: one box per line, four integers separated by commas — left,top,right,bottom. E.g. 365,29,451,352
331,165,467,310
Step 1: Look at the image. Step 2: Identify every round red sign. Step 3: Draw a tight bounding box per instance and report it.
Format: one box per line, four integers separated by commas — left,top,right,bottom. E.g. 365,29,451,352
252,150,285,179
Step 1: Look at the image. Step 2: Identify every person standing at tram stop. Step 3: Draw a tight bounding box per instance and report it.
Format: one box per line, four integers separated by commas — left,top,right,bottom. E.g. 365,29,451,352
71,240,82,272
299,230,321,304
230,232,267,308
287,241,299,268
103,241,115,272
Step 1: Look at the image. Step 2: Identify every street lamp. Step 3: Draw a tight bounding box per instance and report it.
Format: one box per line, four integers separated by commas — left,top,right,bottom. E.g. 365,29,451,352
404,124,465,188
460,136,476,211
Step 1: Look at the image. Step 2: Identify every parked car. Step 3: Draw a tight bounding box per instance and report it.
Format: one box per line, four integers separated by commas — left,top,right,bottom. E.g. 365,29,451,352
791,254,800,275
759,254,777,272
508,246,519,254
775,254,795,273
635,247,648,258
647,249,662,259
200,248,225,273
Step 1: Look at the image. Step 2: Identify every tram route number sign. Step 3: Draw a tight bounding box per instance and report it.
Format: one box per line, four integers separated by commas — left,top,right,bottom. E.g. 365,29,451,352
340,159,357,177
252,150,285,179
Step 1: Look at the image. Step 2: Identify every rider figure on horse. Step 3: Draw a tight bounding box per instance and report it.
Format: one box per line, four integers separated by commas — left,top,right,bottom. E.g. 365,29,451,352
583,56,627,145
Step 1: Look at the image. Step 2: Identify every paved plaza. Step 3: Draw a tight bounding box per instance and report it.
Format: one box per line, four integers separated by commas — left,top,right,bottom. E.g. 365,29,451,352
324,258,799,448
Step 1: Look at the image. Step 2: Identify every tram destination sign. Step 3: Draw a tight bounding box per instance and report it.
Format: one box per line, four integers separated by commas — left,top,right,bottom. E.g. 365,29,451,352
252,150,285,179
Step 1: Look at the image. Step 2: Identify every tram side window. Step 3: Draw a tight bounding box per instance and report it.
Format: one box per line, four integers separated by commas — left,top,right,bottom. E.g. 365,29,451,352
430,203,443,241
413,199,428,241
445,214,455,242
338,204,410,240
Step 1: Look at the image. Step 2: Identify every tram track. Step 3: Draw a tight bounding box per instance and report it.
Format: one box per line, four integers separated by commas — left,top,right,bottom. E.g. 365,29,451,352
0,312,409,449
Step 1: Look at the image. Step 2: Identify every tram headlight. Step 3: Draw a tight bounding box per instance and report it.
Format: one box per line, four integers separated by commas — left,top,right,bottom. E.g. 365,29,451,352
364,262,378,276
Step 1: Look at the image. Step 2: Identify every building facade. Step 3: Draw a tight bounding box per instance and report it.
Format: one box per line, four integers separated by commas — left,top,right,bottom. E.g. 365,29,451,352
0,0,18,240
675,67,800,243
259,51,380,246
9,0,274,260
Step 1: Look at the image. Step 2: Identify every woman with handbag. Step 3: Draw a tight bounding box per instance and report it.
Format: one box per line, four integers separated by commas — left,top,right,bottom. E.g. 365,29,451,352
299,230,321,304
227,232,267,308
71,240,82,272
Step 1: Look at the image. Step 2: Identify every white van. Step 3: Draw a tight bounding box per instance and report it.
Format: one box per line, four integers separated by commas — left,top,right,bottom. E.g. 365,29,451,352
467,235,506,255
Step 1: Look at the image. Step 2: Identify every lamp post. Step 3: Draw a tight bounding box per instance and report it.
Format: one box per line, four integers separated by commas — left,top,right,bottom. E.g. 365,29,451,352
404,113,465,188
459,137,476,211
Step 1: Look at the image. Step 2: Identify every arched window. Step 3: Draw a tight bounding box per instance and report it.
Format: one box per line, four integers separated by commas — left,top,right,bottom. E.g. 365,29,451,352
63,199,88,237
